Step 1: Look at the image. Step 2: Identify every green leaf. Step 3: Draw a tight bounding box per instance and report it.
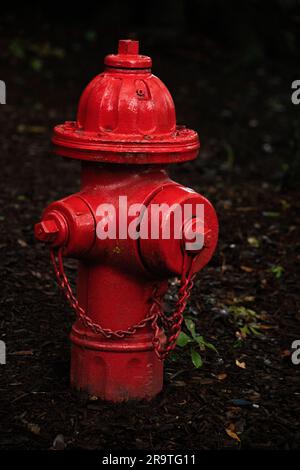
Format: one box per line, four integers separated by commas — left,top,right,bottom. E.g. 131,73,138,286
249,325,262,336
184,318,196,338
176,331,192,347
9,39,25,59
262,211,280,218
195,335,205,347
223,142,235,169
168,351,179,362
195,335,206,351
191,348,203,368
229,306,259,320
85,30,97,42
270,265,284,279
247,236,260,248
240,325,250,338
195,335,218,353
202,339,218,353
30,58,43,71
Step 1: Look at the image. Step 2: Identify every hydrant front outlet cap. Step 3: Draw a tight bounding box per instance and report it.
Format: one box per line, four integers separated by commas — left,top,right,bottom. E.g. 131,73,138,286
52,39,200,164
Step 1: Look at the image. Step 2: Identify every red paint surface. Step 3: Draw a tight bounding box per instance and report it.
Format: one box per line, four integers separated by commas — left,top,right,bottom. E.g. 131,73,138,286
35,41,218,402
52,40,199,163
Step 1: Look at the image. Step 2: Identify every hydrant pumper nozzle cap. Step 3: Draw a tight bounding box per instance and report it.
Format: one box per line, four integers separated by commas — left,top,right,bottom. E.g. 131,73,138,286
52,39,200,164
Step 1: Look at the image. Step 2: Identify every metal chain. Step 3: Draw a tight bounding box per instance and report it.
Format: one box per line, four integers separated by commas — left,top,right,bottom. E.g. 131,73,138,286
50,247,197,359
150,254,196,360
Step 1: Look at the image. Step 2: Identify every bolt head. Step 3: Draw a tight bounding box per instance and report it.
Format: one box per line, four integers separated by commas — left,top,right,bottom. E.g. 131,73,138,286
34,219,59,242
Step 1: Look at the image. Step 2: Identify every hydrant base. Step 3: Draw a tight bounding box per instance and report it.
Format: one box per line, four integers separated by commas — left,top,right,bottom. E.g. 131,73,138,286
70,329,164,402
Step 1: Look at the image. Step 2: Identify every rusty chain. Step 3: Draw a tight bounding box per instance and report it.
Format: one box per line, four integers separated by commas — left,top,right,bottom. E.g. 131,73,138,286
50,247,197,360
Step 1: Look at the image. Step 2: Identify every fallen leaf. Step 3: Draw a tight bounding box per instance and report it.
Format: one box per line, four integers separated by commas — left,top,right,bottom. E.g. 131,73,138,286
262,211,280,218
247,236,260,248
235,329,247,340
258,324,276,330
217,373,227,381
31,270,42,279
17,124,46,134
240,265,254,273
173,380,186,387
10,350,33,356
52,434,66,450
27,422,41,435
225,428,241,442
235,359,246,369
17,239,28,248
190,376,214,385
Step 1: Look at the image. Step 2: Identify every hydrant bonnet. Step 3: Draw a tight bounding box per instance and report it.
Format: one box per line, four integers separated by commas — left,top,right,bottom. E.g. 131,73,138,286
52,39,200,163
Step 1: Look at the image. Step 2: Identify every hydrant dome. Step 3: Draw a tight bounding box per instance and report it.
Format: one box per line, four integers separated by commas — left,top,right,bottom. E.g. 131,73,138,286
52,40,200,164
77,73,176,136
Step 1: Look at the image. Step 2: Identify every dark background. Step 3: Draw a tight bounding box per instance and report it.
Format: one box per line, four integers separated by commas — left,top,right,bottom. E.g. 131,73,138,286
0,0,299,450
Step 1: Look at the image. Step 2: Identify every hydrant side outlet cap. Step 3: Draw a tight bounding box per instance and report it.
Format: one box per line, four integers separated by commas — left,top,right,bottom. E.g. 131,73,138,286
52,40,200,164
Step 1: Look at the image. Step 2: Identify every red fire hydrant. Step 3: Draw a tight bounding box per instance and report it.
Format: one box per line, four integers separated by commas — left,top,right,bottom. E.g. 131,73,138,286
35,40,218,402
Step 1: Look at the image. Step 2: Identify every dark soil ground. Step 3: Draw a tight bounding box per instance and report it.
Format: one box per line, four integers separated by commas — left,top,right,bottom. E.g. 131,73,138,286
0,15,300,450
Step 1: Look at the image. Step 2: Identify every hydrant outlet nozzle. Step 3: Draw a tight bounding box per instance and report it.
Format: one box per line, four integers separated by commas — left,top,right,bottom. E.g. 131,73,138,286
34,212,68,247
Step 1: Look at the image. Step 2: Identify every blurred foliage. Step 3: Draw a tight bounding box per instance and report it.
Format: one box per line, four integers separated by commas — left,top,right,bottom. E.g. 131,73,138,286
2,0,300,62
228,306,264,345
7,38,65,73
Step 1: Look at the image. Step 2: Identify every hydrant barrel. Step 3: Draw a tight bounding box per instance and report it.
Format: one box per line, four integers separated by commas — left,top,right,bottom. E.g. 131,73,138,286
35,40,218,402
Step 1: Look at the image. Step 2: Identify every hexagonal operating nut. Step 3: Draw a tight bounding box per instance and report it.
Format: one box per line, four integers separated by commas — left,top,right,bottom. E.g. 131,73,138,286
34,219,59,243
118,39,139,55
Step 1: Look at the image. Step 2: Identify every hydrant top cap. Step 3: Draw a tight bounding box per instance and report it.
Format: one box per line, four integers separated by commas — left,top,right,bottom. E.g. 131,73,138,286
52,39,200,164
104,40,152,69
